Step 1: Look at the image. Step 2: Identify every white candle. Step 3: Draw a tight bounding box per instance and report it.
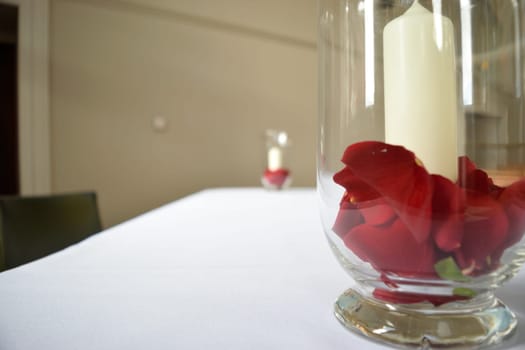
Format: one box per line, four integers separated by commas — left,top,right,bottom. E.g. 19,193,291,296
268,146,283,171
383,0,458,180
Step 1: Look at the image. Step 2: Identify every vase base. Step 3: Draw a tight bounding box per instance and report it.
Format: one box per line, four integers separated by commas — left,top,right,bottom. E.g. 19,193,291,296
334,289,517,349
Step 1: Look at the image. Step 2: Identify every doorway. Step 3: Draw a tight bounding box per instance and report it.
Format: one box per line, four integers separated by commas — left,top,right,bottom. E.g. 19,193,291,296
0,3,18,195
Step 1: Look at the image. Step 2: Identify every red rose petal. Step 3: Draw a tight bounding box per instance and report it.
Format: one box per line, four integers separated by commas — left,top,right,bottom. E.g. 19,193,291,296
432,175,465,213
344,218,436,276
431,175,465,252
333,166,355,187
458,156,502,197
373,289,468,306
340,141,433,243
433,213,464,252
332,199,364,239
360,202,396,227
458,191,509,270
333,143,525,281
458,156,477,174
333,166,381,203
332,193,395,238
498,179,525,248
380,273,399,288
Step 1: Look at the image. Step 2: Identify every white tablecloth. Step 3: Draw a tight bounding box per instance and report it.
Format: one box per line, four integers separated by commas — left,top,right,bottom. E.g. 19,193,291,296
0,188,524,350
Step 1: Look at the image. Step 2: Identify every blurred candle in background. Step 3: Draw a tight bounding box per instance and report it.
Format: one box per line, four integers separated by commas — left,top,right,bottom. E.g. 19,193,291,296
262,130,291,190
267,146,283,171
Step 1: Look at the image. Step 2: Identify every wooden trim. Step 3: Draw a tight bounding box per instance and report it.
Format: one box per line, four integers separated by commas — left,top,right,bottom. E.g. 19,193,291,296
0,0,50,195
29,0,51,194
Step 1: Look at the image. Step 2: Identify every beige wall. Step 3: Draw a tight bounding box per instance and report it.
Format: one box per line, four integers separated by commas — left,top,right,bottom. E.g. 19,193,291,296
50,0,317,227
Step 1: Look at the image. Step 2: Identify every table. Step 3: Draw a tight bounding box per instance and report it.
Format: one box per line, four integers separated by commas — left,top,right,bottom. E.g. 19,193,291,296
0,188,523,350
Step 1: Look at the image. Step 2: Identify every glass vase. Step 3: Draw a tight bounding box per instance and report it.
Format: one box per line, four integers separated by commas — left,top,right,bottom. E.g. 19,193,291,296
318,0,525,348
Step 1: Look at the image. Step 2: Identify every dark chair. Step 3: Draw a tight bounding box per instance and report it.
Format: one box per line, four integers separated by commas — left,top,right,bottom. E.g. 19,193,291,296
0,192,102,271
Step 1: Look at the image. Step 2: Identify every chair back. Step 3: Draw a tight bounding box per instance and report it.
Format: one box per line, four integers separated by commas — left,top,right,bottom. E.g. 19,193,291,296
0,192,102,270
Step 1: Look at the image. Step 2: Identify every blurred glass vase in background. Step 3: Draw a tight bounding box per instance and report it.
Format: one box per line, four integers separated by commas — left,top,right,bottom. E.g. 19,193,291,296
262,129,292,190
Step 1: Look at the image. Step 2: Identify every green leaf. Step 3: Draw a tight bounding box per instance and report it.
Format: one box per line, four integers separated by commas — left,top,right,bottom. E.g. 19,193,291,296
434,257,471,282
453,287,477,298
